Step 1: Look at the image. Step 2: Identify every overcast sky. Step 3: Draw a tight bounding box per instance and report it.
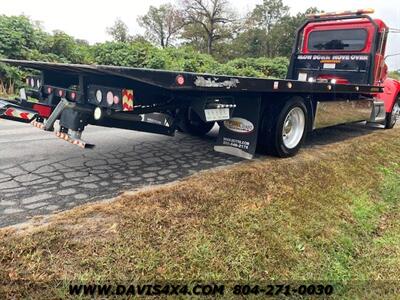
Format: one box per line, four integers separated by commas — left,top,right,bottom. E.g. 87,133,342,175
1,0,399,70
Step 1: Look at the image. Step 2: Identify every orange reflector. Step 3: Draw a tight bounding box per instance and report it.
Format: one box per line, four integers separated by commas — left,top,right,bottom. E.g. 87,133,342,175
307,8,375,18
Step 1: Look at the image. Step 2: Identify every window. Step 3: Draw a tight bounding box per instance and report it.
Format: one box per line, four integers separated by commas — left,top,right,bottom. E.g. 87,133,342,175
308,29,367,51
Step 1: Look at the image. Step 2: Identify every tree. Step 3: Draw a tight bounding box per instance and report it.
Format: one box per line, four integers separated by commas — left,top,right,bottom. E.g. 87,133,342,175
234,5,320,58
47,30,91,64
138,4,184,48
266,7,320,57
248,0,289,33
106,19,131,42
243,0,289,57
0,15,37,59
389,70,400,80
0,15,48,92
181,0,236,55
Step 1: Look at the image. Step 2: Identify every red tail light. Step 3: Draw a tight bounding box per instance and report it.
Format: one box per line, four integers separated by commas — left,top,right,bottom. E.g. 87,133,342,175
70,92,77,101
176,75,185,86
33,104,52,118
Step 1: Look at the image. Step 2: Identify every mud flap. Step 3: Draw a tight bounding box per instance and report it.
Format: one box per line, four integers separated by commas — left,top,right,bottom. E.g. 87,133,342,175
0,99,37,123
214,96,262,160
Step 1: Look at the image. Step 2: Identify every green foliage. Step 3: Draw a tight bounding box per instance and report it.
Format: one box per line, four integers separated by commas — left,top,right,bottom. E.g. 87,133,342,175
262,57,290,78
232,6,320,59
0,15,92,65
91,42,288,78
0,15,36,59
389,71,400,80
267,7,320,58
0,62,25,88
218,57,289,78
25,49,68,63
48,31,89,64
163,46,220,73
92,41,167,69
0,15,93,91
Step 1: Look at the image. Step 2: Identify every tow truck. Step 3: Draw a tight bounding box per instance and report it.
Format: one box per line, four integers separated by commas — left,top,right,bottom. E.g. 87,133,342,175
0,8,399,159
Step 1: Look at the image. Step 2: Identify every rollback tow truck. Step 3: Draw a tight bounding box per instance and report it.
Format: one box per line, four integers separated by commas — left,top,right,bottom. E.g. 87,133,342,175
0,8,399,159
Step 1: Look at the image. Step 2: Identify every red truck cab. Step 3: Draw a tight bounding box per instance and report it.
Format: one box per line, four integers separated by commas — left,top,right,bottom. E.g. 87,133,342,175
288,9,400,121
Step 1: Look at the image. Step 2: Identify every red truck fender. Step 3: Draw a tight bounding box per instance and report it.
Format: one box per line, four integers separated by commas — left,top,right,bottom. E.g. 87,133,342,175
378,78,400,113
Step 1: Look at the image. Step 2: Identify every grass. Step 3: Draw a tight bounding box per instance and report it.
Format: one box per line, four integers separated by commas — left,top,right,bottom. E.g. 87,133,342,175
0,127,400,299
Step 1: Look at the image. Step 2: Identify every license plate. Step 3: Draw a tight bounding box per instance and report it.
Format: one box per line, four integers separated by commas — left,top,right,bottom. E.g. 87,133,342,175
205,108,230,122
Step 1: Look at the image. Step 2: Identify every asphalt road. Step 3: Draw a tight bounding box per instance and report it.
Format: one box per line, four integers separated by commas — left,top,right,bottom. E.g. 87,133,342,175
0,118,382,227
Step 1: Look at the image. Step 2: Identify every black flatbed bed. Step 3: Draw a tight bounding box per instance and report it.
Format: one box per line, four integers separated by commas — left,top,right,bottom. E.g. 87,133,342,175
0,59,383,95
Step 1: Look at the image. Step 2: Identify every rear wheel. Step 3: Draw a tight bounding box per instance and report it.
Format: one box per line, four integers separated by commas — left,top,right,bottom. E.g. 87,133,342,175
178,108,215,136
385,100,400,129
259,97,308,158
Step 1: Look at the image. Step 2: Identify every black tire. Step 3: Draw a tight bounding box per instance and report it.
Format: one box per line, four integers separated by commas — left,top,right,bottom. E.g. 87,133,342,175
178,108,215,136
258,97,308,158
385,100,399,129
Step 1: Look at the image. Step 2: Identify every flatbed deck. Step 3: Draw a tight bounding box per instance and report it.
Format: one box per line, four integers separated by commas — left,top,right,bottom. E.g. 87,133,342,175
0,59,383,95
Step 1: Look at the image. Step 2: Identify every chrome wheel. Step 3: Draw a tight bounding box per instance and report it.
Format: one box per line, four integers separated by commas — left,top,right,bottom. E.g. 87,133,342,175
282,107,306,149
391,102,400,124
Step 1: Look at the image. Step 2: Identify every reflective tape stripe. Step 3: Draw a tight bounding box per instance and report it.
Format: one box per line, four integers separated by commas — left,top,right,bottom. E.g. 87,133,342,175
31,120,45,129
55,131,87,149
4,108,14,117
4,108,35,120
122,89,134,111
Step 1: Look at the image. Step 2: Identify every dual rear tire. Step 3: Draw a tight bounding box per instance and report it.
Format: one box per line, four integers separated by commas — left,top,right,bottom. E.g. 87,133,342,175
178,108,215,136
258,97,308,158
